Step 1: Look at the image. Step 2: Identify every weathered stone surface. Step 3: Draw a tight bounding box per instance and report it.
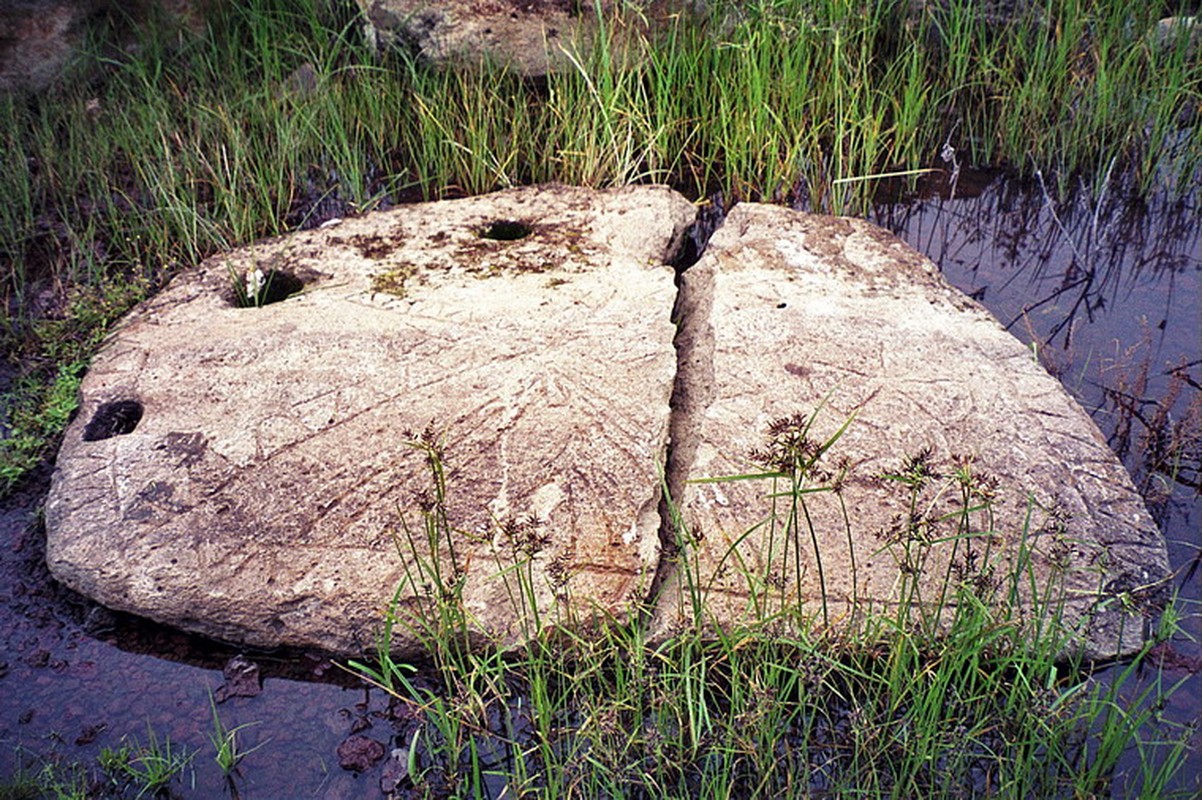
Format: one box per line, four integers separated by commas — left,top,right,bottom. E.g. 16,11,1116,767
45,190,1170,661
651,203,1169,659
0,0,210,94
0,1,89,93
1150,16,1200,60
354,0,685,75
45,184,696,656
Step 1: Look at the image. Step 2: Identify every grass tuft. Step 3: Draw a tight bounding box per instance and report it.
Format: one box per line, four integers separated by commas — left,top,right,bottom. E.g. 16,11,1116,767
345,417,1191,798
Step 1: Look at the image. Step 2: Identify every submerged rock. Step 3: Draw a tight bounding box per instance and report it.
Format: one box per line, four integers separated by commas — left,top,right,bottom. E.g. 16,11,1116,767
337,734,386,772
45,188,1169,661
214,654,262,701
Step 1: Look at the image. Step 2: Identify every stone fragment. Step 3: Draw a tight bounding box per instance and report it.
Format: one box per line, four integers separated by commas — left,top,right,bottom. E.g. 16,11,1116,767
45,184,696,657
337,734,385,772
214,654,262,701
1149,16,1200,60
652,203,1169,659
0,1,87,94
354,0,687,75
0,0,209,94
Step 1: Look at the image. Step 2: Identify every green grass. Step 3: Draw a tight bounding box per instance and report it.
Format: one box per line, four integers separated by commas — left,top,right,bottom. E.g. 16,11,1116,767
0,2,1196,792
342,418,1191,798
97,726,193,799
4,724,195,800
0,759,87,800
206,690,268,783
1,277,148,489
2,0,1198,490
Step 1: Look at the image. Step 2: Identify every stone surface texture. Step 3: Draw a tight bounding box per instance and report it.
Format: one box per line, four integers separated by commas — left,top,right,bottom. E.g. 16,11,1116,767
354,0,687,75
651,203,1169,659
0,0,210,94
45,184,696,656
45,189,1170,661
0,1,88,93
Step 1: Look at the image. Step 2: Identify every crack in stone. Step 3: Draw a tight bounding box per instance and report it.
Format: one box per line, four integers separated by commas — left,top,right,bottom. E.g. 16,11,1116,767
43,190,1169,661
646,228,717,609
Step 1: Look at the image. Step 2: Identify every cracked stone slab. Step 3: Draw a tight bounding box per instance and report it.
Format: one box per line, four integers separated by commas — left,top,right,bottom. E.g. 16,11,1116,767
652,203,1169,659
45,184,697,656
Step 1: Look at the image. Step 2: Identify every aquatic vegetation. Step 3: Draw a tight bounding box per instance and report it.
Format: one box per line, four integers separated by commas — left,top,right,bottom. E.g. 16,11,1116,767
1,728,194,800
344,420,1191,798
207,690,268,783
99,725,194,799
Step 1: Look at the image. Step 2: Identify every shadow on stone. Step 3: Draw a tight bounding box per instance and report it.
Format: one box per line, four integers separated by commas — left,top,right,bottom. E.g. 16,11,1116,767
233,269,306,308
82,399,143,442
479,219,533,241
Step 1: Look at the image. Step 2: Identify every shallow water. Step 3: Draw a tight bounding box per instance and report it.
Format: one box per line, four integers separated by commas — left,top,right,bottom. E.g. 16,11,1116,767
874,175,1201,797
1,176,1198,798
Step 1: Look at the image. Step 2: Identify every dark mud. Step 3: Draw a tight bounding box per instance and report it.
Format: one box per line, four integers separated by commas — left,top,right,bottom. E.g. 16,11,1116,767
1,174,1198,798
0,466,387,797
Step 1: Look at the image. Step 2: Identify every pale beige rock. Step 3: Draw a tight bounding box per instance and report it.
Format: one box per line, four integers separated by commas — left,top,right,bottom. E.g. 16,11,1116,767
45,184,697,656
651,204,1168,659
45,191,1170,661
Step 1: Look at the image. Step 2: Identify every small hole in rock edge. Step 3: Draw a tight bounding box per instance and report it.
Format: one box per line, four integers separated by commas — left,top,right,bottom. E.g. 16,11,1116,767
235,269,306,308
82,399,144,441
479,219,533,241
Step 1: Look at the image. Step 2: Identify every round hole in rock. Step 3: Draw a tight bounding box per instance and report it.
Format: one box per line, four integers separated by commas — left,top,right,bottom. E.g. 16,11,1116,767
234,269,306,308
479,219,533,241
82,399,144,441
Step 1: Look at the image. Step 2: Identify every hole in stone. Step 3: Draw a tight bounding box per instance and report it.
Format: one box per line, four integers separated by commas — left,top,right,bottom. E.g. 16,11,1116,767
479,219,533,241
234,269,306,308
82,399,144,441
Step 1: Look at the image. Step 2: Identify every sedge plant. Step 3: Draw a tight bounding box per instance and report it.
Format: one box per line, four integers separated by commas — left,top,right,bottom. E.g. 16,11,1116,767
344,411,1192,797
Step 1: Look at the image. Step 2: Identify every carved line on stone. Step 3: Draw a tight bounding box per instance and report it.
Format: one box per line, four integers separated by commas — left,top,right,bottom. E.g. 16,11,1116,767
642,205,1166,661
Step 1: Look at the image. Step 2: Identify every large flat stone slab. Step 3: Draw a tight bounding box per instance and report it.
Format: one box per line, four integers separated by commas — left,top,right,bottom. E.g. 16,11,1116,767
45,184,697,656
652,204,1169,659
45,191,1169,661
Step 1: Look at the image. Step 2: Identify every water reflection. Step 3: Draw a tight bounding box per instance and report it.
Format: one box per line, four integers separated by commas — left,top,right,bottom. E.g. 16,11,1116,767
874,175,1201,797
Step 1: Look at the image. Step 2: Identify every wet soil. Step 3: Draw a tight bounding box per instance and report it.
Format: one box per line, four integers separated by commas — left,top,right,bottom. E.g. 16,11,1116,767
1,175,1198,798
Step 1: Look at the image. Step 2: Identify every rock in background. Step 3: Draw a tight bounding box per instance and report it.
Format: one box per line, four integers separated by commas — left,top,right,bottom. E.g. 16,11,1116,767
354,0,694,75
0,0,211,94
45,184,696,656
